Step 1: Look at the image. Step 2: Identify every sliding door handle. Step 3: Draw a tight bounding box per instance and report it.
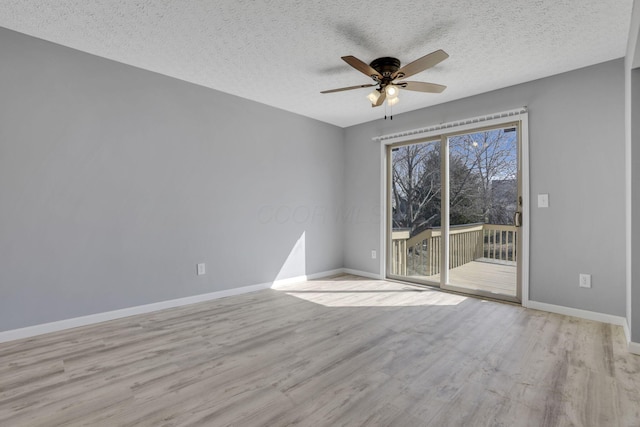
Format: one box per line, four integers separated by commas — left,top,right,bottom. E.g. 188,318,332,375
514,211,522,227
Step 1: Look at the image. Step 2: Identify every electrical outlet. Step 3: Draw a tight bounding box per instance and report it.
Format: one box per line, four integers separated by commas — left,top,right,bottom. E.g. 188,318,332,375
579,273,591,288
371,250,377,259
197,263,206,276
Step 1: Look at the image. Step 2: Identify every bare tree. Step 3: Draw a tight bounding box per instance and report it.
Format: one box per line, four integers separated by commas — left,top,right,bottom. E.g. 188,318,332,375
391,128,518,233
449,129,518,225
391,143,440,233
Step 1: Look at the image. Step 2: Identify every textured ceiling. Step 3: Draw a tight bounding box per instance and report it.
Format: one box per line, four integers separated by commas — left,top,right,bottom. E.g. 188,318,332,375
0,0,633,127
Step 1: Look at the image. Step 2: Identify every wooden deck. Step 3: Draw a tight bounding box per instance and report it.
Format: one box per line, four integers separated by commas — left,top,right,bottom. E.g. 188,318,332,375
442,259,517,297
411,259,517,297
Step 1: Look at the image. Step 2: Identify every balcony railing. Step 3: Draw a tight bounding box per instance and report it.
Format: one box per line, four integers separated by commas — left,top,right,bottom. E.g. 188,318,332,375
391,223,517,277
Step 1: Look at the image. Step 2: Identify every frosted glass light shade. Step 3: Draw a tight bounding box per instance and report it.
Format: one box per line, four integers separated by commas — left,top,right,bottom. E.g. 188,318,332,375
385,85,399,99
367,90,381,103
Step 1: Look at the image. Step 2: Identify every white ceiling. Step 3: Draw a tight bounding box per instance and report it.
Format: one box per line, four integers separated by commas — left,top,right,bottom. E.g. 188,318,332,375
0,1,633,128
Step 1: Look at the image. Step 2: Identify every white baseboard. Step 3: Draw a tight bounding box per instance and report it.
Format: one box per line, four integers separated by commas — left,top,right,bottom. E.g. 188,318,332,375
342,268,383,280
622,319,640,355
527,301,627,327
628,341,640,355
0,269,342,344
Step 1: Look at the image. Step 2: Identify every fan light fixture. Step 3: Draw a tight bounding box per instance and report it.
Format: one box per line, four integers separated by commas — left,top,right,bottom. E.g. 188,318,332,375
367,85,400,107
367,90,381,104
385,85,399,99
321,49,449,119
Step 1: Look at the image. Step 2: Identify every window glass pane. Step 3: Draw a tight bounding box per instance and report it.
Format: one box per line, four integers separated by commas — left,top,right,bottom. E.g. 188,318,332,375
390,140,441,281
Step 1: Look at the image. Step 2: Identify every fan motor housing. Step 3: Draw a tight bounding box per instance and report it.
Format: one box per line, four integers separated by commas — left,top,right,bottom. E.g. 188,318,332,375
370,57,401,76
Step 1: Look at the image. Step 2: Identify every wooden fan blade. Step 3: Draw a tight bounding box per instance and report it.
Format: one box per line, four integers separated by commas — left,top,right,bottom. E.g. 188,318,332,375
396,49,449,80
342,56,382,79
321,83,377,94
399,81,447,93
373,90,386,107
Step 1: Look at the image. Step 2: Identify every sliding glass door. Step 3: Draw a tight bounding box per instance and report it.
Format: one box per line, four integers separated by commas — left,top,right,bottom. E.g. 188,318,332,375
387,122,523,302
442,126,520,301
388,137,442,284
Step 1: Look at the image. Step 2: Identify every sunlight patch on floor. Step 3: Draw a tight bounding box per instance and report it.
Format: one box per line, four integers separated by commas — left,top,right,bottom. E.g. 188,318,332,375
276,276,468,307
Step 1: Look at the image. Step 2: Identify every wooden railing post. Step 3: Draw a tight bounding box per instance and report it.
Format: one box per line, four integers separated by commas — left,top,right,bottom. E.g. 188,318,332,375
480,224,518,263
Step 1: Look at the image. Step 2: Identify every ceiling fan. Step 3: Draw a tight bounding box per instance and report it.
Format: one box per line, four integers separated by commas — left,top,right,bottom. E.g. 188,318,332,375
321,49,449,109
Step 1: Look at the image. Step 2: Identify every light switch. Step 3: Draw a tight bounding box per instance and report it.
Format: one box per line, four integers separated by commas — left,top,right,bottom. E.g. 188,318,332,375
579,273,591,288
538,194,549,208
197,263,206,275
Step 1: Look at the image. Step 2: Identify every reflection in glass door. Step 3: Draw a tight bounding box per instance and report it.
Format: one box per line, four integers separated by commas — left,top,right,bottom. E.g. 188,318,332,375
444,127,520,301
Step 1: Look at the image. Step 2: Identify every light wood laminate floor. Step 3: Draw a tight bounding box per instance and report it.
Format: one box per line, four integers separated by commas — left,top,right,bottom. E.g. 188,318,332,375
1,275,639,426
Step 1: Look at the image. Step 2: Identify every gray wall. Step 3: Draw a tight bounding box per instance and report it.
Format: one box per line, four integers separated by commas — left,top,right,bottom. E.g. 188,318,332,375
627,0,640,345
0,28,345,331
632,67,640,340
344,59,626,317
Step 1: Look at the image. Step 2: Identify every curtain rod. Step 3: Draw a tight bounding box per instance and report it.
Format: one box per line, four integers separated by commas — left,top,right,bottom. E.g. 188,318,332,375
372,107,528,143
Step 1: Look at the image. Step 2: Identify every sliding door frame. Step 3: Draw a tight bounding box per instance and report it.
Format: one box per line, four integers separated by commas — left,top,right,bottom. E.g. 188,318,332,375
378,109,530,307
